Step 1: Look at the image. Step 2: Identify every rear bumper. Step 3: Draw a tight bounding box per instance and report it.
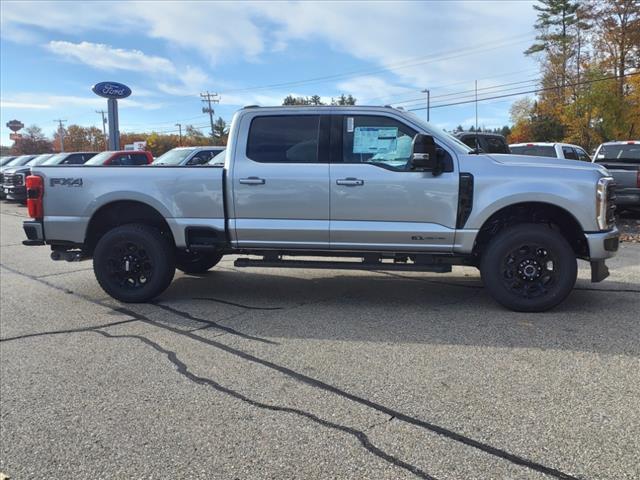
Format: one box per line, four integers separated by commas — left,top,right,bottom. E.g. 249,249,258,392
614,187,640,207
23,220,45,245
585,227,619,260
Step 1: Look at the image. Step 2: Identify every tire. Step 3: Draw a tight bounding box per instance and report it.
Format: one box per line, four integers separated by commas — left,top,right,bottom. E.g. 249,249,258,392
480,223,577,312
93,223,175,303
175,250,223,274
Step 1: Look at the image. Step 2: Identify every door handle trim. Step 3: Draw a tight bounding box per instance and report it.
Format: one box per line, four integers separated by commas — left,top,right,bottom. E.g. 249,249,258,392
239,177,266,185
336,178,364,186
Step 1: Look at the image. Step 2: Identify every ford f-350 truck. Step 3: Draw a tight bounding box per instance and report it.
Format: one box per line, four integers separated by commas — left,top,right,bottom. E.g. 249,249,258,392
22,106,619,312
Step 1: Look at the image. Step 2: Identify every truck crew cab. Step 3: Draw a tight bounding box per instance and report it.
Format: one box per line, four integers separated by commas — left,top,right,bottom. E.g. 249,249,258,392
22,106,619,312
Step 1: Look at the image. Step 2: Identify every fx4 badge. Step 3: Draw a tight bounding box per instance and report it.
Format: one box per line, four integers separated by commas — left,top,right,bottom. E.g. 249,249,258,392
50,178,83,187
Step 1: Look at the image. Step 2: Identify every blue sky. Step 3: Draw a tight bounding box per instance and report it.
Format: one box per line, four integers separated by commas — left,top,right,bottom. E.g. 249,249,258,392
0,0,539,146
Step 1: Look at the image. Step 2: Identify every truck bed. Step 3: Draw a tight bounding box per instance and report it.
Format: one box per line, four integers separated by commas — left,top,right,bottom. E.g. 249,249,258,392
31,165,225,247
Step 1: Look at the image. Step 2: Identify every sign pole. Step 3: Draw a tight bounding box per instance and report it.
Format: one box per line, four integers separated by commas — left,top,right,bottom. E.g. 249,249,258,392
107,98,120,150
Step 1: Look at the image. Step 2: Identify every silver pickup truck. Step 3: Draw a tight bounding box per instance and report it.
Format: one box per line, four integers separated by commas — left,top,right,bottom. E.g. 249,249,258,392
22,106,619,312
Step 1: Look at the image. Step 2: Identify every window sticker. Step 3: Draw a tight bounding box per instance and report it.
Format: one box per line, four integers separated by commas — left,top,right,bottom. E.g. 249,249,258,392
353,127,398,154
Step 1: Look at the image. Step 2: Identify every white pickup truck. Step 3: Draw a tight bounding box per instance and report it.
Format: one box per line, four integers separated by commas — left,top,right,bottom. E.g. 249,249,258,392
22,106,619,312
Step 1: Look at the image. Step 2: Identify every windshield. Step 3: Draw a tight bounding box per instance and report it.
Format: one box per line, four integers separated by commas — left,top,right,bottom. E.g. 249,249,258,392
209,149,226,165
0,157,16,166
84,151,114,165
27,154,54,166
595,144,640,164
6,155,35,167
42,153,68,165
152,148,195,165
510,145,557,158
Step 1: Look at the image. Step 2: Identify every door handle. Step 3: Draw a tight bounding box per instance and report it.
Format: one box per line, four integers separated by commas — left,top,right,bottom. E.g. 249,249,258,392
336,177,364,186
239,177,266,185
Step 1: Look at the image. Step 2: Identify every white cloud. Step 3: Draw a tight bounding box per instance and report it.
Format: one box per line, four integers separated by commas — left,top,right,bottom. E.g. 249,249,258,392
0,100,52,109
45,41,176,73
0,93,163,111
157,66,210,96
336,76,415,105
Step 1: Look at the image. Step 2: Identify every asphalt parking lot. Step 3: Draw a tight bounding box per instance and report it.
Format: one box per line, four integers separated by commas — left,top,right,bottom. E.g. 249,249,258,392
1,201,639,480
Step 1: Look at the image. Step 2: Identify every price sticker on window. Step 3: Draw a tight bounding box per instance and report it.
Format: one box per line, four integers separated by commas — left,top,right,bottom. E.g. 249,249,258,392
353,127,398,154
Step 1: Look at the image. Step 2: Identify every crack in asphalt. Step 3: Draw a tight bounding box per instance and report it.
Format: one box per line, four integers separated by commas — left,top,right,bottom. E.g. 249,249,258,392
0,262,581,480
151,302,279,345
0,318,139,343
191,297,284,310
87,328,437,480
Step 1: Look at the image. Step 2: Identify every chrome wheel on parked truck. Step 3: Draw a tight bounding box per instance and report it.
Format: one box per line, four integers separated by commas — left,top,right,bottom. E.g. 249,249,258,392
93,224,175,303
480,224,577,312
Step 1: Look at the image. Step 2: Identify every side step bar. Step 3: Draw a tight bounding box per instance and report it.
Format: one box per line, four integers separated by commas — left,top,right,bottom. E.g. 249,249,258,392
234,257,452,273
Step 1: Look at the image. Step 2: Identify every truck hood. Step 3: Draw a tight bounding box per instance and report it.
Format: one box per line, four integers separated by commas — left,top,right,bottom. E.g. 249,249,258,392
487,153,609,175
1,166,29,175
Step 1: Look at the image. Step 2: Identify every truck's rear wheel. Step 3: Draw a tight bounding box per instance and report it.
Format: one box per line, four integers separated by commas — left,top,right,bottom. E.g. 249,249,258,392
93,224,175,303
480,224,577,312
176,251,223,274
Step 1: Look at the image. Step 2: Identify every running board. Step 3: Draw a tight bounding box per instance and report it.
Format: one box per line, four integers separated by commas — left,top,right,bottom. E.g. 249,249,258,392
233,258,452,273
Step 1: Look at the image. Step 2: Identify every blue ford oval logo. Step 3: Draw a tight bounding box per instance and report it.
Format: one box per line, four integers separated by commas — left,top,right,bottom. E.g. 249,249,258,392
92,81,132,99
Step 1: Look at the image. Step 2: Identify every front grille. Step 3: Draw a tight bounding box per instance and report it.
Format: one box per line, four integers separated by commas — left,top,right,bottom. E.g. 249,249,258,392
607,182,617,227
2,173,23,186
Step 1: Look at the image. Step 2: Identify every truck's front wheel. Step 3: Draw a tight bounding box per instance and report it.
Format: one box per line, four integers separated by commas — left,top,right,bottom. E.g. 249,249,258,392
480,224,577,312
93,224,175,303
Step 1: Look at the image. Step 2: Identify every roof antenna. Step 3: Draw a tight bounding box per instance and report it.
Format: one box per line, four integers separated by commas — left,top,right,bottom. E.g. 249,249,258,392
475,79,479,153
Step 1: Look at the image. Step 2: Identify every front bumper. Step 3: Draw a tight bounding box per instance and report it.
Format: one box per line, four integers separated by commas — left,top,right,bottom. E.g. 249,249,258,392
4,185,27,201
23,220,45,245
585,227,620,260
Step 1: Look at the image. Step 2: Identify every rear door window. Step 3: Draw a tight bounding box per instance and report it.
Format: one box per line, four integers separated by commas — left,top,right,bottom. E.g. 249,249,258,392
63,154,86,164
247,115,321,163
131,153,149,165
562,147,578,160
485,137,509,153
510,145,557,158
595,144,640,164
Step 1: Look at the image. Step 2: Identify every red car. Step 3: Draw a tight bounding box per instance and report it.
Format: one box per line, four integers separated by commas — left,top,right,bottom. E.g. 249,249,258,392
83,150,153,166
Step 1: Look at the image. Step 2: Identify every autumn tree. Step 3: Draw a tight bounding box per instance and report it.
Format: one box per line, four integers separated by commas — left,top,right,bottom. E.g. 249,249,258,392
11,125,53,154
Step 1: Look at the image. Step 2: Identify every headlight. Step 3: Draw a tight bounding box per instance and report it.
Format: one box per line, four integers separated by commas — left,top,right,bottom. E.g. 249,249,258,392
15,173,25,186
596,177,615,230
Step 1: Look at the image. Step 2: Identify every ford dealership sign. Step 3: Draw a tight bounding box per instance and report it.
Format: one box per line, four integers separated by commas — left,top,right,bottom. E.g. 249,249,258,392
92,81,132,99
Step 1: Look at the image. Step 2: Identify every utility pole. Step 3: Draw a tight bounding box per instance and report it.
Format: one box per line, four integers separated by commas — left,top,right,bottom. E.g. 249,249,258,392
421,88,430,122
96,110,107,150
200,91,220,141
54,119,67,152
175,123,183,146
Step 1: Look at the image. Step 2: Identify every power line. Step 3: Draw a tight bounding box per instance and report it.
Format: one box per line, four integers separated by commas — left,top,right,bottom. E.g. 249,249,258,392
361,67,540,104
407,72,640,112
392,78,541,107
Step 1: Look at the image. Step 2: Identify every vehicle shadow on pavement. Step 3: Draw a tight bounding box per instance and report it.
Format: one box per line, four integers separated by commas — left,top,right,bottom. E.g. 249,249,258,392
155,269,640,356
